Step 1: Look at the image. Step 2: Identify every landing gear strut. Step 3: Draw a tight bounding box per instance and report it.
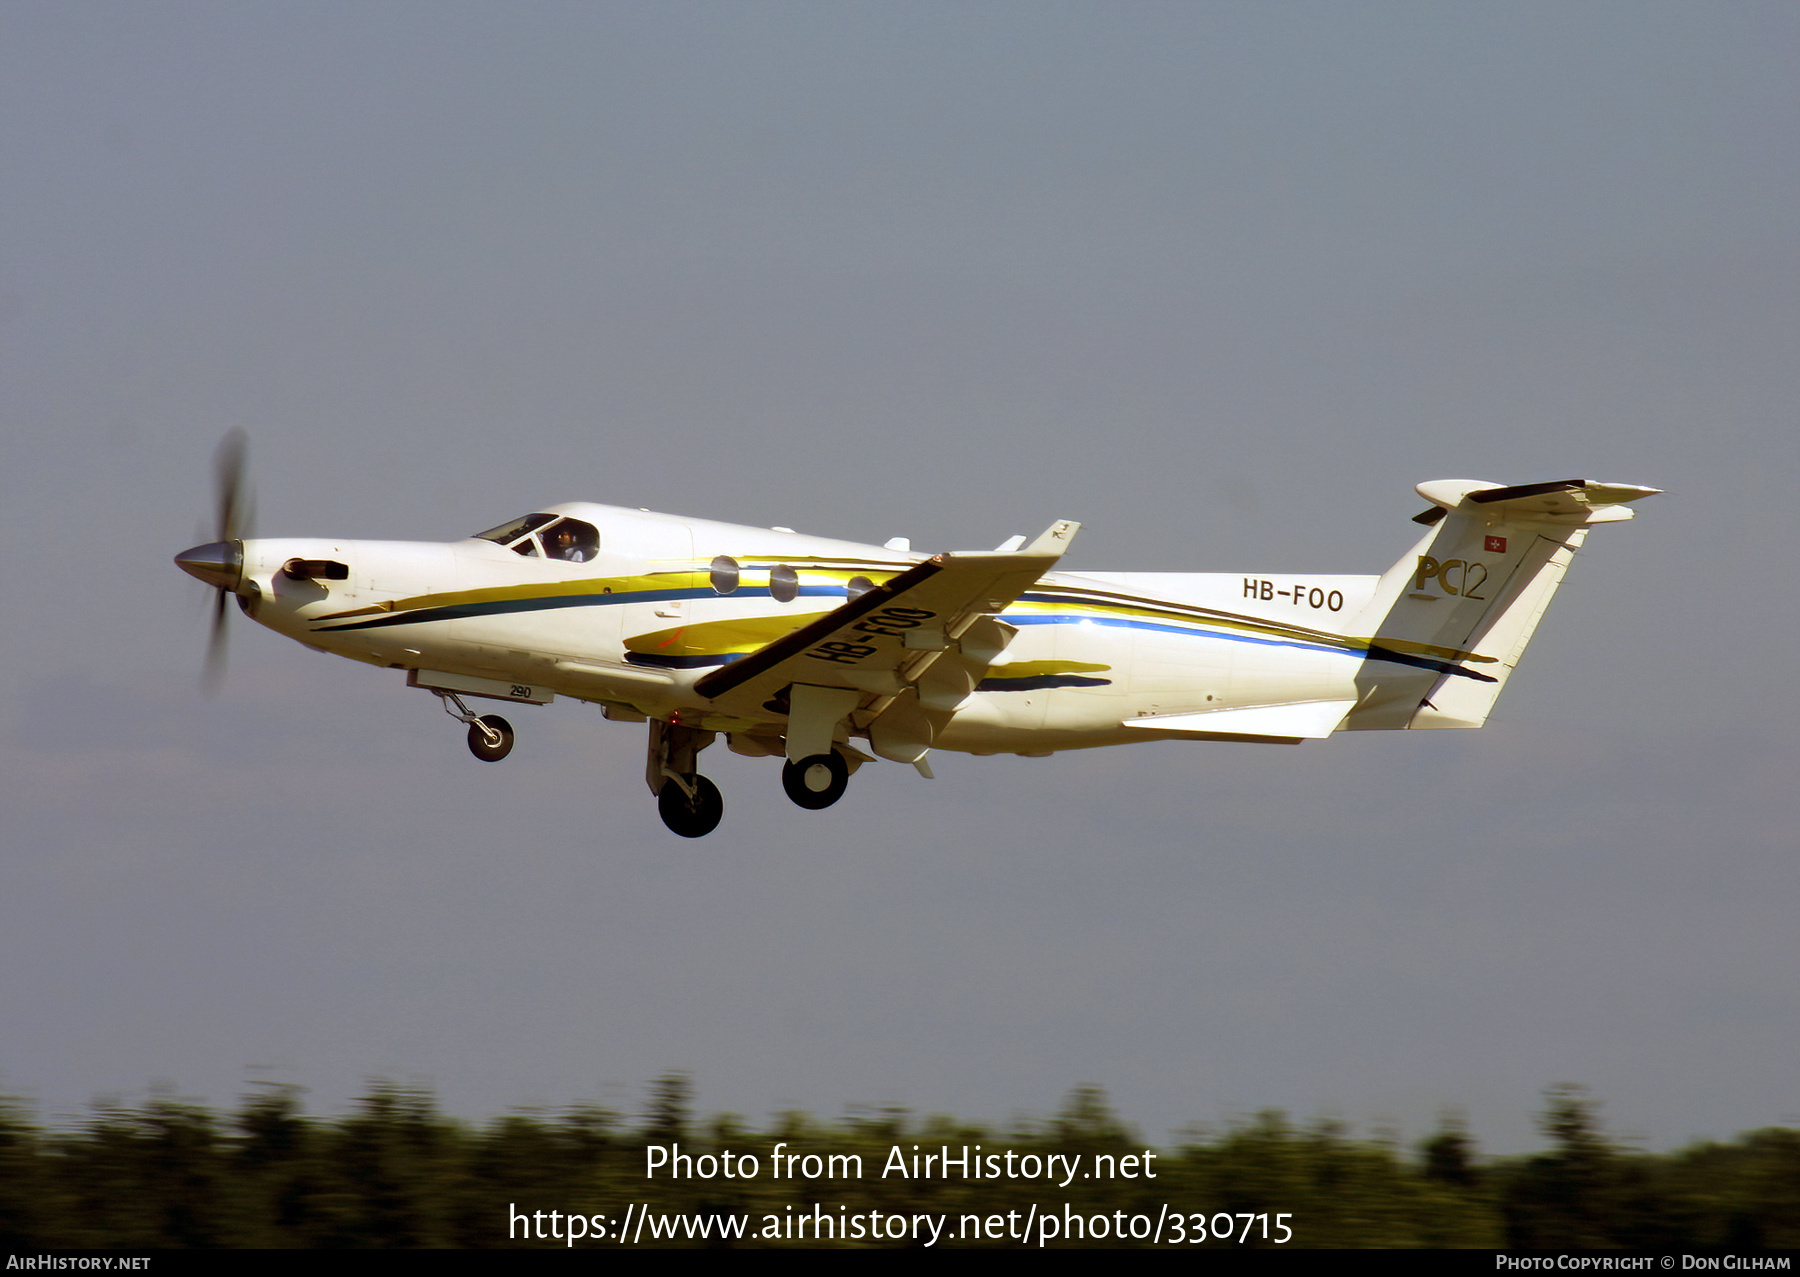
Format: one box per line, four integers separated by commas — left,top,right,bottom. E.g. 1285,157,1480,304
782,751,849,809
437,691,515,762
647,719,721,837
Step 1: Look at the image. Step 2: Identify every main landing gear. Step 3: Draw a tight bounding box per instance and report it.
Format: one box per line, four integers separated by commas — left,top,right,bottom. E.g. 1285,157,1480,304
644,716,867,835
642,715,870,837
647,719,722,838
437,691,515,762
781,751,849,809
657,774,723,839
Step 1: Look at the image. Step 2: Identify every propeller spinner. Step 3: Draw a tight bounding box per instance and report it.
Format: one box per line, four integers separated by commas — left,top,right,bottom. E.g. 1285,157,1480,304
174,429,254,689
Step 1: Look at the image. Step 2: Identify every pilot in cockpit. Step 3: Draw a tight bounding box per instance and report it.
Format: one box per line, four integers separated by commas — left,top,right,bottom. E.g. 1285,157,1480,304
473,513,598,561
544,522,590,562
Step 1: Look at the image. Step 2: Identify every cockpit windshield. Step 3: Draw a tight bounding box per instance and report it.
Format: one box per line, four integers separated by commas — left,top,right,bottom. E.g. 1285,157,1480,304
473,513,601,562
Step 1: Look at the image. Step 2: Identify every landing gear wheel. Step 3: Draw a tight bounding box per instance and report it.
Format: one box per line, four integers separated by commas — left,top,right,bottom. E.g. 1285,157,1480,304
658,775,723,838
466,715,514,762
782,751,849,810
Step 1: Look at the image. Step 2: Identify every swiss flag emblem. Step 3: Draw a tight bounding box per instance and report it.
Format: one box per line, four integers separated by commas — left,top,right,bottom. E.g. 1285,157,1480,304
1485,535,1507,553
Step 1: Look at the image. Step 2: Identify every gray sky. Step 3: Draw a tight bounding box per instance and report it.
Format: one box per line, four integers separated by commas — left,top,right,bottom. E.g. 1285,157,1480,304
3,1,1796,1156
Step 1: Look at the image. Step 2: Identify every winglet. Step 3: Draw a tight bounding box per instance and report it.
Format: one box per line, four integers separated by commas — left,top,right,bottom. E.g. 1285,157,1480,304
1024,519,1080,558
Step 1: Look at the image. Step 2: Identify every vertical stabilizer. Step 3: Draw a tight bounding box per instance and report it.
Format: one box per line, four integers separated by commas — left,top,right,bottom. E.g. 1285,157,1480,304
1344,479,1658,730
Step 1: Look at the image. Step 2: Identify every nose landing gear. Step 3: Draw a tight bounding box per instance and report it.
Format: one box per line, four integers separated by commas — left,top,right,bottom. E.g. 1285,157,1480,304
435,690,516,762
466,715,514,762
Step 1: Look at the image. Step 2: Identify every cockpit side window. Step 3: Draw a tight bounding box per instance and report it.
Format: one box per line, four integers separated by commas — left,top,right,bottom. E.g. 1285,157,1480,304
471,513,601,561
538,518,601,563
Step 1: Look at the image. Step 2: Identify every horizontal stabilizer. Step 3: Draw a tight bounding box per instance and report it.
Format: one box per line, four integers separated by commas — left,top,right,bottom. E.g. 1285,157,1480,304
1414,478,1661,525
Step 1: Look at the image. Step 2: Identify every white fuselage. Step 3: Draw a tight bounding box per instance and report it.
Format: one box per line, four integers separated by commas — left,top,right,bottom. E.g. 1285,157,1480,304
235,501,1385,756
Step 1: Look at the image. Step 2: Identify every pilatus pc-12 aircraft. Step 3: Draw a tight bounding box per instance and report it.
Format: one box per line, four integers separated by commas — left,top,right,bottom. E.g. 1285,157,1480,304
176,434,1656,836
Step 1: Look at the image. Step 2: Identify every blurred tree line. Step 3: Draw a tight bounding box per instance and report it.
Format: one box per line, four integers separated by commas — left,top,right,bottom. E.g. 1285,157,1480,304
0,1078,1793,1248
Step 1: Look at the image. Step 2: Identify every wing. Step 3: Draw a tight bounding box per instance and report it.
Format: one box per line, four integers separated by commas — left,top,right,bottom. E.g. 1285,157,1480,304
696,520,1079,760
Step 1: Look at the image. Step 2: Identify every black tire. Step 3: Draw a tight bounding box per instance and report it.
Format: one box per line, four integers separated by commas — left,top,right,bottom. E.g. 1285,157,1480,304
782,751,849,810
467,715,514,762
658,775,724,838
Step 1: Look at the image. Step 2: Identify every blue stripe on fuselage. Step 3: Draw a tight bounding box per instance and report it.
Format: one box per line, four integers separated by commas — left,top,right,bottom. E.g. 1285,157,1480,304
315,589,1490,683
1006,613,1492,682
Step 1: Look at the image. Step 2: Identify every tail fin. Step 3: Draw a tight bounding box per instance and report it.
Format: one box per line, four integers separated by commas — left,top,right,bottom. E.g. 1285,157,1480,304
1343,479,1659,730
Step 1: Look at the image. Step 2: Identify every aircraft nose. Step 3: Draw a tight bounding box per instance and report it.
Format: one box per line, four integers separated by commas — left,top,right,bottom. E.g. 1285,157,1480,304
175,540,243,590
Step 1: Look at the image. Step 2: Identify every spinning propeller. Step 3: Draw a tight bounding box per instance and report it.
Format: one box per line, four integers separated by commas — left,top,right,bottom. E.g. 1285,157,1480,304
174,429,254,690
